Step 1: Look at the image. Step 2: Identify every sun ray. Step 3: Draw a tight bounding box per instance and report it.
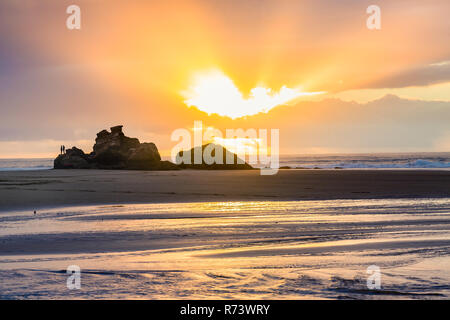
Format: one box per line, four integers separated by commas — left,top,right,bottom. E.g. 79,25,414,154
182,69,325,119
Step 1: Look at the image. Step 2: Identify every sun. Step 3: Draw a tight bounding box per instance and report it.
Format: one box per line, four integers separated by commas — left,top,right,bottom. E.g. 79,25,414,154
181,69,324,119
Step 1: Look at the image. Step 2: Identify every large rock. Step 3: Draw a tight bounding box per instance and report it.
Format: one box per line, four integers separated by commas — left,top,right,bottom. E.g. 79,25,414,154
54,126,253,171
54,126,178,170
54,147,92,169
176,143,253,170
92,125,141,169
127,143,161,170
94,126,140,155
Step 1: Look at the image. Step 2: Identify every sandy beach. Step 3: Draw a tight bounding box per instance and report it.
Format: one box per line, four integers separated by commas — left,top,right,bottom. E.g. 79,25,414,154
0,169,449,299
0,197,449,299
0,169,449,212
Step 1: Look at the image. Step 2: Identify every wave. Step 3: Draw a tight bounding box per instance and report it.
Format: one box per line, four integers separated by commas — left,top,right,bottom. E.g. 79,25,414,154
0,166,52,171
325,159,450,169
0,159,53,171
273,153,450,169
2,154,450,171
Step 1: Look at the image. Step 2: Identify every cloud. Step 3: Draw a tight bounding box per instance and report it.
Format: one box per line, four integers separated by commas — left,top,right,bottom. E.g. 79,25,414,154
368,60,450,89
182,69,324,118
332,81,450,103
222,95,450,153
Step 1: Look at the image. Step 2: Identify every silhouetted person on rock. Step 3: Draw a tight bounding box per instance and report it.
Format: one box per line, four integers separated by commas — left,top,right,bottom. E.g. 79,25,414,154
60,145,63,155
63,145,66,154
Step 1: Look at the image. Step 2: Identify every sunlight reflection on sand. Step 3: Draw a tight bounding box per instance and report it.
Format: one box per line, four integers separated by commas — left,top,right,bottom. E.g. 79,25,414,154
0,198,449,299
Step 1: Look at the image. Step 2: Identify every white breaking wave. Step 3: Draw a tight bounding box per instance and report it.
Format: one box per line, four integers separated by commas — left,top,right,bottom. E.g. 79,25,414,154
268,153,450,169
323,159,450,169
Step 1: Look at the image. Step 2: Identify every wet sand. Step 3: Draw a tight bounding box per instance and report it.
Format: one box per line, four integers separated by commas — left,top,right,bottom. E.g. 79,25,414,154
1,170,450,299
0,169,449,212
0,199,449,299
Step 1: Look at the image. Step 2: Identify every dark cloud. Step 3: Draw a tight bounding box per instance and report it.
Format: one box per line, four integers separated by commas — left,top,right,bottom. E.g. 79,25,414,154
368,61,450,89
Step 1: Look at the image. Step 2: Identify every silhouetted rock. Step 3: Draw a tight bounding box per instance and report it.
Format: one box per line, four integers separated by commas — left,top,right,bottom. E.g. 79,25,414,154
176,143,253,170
156,160,180,170
54,126,177,170
54,127,253,171
54,147,92,169
91,125,141,169
127,143,162,170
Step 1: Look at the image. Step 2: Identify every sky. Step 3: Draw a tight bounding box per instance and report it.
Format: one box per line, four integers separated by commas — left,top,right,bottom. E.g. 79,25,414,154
0,0,449,157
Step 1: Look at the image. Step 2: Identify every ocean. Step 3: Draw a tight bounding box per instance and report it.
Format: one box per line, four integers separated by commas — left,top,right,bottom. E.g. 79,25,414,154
0,158,53,171
1,152,450,171
274,152,450,169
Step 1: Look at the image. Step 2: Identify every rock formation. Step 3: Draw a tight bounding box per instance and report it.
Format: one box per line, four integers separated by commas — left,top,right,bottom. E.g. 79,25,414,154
54,126,254,170
54,126,178,170
176,143,253,170
54,147,91,169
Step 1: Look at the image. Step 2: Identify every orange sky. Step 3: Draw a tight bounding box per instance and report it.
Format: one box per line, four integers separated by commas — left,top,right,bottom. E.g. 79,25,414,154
0,0,449,157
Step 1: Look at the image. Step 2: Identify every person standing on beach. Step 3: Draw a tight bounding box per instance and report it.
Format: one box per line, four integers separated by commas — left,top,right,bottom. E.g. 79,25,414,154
63,145,65,154
60,145,63,154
